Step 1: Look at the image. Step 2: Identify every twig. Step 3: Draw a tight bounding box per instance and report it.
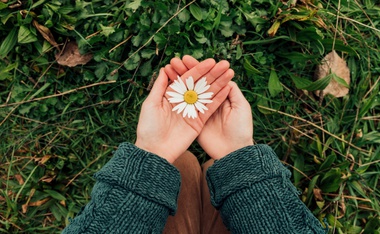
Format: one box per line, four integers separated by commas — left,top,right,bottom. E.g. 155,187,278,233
0,81,116,108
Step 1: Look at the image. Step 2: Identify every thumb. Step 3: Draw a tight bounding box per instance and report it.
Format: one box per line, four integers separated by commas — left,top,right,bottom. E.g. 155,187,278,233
227,81,249,108
147,68,168,102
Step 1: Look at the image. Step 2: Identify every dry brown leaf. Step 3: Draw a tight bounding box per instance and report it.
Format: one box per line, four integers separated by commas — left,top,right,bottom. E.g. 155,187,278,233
314,50,350,97
14,174,24,185
313,188,324,201
29,198,50,207
55,41,93,67
32,20,59,50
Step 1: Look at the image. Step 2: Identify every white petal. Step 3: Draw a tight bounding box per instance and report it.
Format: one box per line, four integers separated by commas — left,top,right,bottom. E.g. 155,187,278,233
187,104,197,118
186,76,194,90
182,104,189,117
198,92,213,99
197,99,213,104
194,77,209,94
177,76,188,93
167,91,184,99
194,102,208,114
195,84,210,94
172,102,187,114
170,81,185,95
168,97,184,103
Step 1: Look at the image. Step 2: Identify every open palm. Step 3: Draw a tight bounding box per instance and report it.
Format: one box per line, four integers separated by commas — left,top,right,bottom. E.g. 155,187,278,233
165,55,254,159
135,58,234,163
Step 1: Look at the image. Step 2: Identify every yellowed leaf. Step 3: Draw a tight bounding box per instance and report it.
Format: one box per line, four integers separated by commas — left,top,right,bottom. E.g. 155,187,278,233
55,41,93,67
32,20,59,49
314,50,350,97
313,188,324,201
29,198,50,207
14,174,24,185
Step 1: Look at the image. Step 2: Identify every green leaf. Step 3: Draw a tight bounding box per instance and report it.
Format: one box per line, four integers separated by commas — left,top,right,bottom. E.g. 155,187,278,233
153,33,167,46
18,26,37,44
319,154,336,171
178,9,190,23
100,24,115,37
44,189,66,201
293,155,304,185
326,214,343,228
189,4,202,21
291,73,332,91
125,0,142,10
0,2,7,10
0,28,18,58
320,168,342,192
306,175,320,205
244,58,262,75
268,69,283,97
332,73,349,88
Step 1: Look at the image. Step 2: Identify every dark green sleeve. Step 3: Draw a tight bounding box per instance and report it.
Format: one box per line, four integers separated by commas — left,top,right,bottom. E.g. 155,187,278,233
62,143,181,234
206,144,327,234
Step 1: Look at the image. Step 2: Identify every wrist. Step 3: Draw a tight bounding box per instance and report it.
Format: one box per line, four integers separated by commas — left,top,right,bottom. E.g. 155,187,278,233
135,140,177,164
213,140,254,160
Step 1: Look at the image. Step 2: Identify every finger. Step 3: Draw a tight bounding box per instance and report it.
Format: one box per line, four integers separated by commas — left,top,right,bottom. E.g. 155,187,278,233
164,64,178,81
180,58,216,82
207,68,234,96
227,81,251,109
182,55,199,69
199,84,231,123
147,68,168,102
170,57,189,75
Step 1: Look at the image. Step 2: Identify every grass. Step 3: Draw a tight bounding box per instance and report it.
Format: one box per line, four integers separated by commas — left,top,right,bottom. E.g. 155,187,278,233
0,0,379,233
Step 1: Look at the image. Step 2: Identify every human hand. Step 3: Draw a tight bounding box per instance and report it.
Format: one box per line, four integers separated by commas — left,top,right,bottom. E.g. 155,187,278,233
135,58,234,163
165,55,254,160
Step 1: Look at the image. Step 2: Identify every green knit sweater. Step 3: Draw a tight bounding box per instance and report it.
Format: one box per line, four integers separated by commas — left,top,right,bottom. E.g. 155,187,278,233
62,143,326,233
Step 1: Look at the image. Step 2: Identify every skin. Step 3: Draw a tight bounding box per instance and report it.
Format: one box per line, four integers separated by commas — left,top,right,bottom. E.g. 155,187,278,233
135,58,234,163
165,55,254,160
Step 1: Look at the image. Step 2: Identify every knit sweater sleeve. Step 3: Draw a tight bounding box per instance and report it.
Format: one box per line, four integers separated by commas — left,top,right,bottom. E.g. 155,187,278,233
206,144,327,234
62,142,181,234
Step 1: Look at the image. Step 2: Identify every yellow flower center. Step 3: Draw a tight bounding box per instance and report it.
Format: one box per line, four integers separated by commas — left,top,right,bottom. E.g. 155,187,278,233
184,90,198,104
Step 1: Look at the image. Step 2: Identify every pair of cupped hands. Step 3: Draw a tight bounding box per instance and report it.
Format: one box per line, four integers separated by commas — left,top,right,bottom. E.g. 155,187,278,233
135,55,254,163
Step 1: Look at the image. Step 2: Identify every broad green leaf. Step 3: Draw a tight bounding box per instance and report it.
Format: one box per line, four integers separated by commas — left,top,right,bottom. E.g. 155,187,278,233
268,69,283,97
178,9,190,23
244,58,262,75
18,26,37,44
306,175,320,205
236,44,242,60
0,28,18,58
0,2,7,10
125,0,142,10
319,154,336,171
189,4,202,21
332,74,349,88
320,168,342,192
100,24,115,37
293,155,304,185
44,189,66,201
363,217,380,234
291,73,332,91
153,33,167,46
348,181,367,198
326,214,343,228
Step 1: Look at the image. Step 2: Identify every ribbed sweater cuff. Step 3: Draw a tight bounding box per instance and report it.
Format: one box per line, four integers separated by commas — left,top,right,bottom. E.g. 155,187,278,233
206,144,290,208
93,142,181,215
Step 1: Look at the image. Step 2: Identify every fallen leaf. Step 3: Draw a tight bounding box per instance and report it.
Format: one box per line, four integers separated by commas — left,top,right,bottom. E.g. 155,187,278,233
314,50,350,97
29,198,50,207
32,20,59,50
55,41,93,67
313,188,324,201
14,174,24,185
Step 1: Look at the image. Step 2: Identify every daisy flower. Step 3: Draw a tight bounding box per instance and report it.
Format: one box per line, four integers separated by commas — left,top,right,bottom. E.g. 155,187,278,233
166,76,213,119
